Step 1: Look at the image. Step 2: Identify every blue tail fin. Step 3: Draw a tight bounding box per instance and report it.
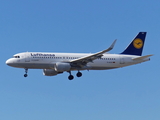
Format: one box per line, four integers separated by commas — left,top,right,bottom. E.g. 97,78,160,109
121,32,147,56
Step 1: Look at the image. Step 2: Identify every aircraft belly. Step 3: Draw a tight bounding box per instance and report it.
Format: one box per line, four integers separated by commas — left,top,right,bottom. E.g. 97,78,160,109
89,67,118,70
13,63,52,69
87,60,119,70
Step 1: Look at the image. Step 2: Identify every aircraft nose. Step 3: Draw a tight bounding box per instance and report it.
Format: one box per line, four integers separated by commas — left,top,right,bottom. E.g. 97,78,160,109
6,59,14,66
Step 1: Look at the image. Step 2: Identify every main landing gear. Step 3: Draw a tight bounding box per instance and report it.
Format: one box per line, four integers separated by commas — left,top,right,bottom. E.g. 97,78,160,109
24,68,28,77
76,71,82,77
68,71,82,80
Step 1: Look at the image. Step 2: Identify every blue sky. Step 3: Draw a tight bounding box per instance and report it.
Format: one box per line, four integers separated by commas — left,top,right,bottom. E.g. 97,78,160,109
0,0,159,120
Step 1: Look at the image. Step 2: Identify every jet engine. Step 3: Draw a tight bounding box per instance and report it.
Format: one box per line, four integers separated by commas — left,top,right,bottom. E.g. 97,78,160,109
55,62,71,72
43,69,59,76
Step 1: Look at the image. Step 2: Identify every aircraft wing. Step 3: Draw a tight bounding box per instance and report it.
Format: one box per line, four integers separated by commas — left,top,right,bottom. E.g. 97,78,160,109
70,40,116,67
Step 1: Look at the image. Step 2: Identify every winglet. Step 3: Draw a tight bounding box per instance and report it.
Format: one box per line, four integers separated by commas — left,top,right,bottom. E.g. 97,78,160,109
110,39,117,50
102,39,117,53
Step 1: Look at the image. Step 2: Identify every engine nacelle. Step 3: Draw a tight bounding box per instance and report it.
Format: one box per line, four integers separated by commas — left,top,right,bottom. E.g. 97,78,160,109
43,69,59,76
55,62,71,72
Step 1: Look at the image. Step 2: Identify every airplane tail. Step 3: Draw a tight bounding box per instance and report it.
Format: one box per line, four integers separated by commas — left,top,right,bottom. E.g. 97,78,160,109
121,32,147,56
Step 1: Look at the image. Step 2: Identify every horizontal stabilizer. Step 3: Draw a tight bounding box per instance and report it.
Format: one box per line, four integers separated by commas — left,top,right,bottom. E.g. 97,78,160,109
132,54,153,60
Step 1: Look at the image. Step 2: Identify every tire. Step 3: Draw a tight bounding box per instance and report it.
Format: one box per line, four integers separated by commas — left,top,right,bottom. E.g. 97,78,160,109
76,72,82,77
68,75,74,80
24,74,28,77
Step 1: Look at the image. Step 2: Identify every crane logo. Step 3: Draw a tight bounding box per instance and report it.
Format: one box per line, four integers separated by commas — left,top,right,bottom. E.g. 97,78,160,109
133,38,143,49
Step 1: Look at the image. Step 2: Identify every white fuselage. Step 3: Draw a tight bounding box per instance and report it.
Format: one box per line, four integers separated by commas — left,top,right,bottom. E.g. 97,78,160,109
6,52,149,71
5,32,152,80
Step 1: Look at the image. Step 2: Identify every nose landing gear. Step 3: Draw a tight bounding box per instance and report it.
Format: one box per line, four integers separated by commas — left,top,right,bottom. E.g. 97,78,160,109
24,68,28,77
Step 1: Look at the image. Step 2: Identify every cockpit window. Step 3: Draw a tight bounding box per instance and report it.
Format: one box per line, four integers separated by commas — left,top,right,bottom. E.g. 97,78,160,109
14,56,20,58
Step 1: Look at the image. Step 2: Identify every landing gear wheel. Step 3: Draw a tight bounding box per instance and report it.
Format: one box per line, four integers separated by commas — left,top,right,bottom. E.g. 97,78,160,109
24,74,28,77
68,75,74,80
24,68,28,77
76,72,82,77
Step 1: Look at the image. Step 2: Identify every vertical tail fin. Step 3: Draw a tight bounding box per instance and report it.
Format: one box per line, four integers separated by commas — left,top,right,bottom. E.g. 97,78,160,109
121,32,147,56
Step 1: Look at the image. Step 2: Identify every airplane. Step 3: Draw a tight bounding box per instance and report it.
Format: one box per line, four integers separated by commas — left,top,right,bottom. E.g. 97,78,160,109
6,32,153,80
